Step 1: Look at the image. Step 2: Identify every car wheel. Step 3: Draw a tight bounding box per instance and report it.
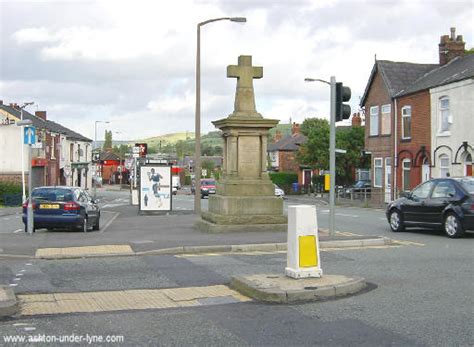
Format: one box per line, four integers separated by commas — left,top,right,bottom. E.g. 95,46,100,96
444,212,465,238
389,209,404,232
92,214,100,231
80,215,88,233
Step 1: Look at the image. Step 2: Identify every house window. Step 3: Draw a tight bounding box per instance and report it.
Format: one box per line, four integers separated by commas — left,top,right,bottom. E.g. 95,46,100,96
77,144,81,161
381,104,391,135
439,155,450,178
374,158,383,187
402,159,411,191
370,106,379,136
402,106,411,139
440,97,450,133
51,137,55,160
70,144,74,161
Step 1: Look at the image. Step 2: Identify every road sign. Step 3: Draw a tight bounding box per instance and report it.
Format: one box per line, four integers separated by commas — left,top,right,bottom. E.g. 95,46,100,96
24,126,36,145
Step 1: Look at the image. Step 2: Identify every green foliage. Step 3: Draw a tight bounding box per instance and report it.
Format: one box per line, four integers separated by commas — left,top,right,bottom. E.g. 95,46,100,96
297,118,330,170
335,127,367,185
0,181,23,206
184,175,192,185
269,172,298,193
103,130,113,150
202,160,215,178
465,47,474,55
297,117,367,186
111,144,130,158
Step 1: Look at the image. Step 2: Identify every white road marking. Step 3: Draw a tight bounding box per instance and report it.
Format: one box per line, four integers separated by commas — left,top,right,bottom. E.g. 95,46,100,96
13,277,21,281
24,327,36,332
9,283,18,287
16,273,23,277
19,269,25,272
100,211,120,233
3,218,10,221
13,229,22,233
25,263,32,266
13,323,29,327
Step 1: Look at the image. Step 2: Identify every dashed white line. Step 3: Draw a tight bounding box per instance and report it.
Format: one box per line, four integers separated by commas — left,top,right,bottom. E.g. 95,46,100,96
13,229,22,233
25,263,32,266
24,327,36,332
9,283,18,287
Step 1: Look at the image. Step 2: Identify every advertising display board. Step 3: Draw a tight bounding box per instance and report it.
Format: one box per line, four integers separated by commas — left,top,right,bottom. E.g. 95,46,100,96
139,165,172,212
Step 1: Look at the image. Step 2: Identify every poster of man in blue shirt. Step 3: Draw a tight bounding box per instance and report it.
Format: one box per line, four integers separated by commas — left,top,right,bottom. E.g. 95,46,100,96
139,165,172,212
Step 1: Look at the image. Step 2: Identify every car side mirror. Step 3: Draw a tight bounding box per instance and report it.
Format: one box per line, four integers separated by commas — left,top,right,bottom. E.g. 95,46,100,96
400,191,410,199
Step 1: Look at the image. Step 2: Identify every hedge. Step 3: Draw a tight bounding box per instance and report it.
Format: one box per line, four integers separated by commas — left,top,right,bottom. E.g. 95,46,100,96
0,181,23,206
269,172,298,193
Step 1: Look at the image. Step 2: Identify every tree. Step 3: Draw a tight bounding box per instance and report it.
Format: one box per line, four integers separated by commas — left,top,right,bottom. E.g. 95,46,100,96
202,160,215,178
335,127,367,185
297,118,330,170
103,130,113,150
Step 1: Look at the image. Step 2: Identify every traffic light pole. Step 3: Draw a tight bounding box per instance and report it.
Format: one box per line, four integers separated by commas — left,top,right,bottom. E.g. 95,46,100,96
329,76,336,237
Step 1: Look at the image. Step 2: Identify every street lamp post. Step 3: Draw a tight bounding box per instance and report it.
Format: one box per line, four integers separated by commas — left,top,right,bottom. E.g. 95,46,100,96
93,120,109,198
194,16,246,214
19,102,34,202
304,77,337,237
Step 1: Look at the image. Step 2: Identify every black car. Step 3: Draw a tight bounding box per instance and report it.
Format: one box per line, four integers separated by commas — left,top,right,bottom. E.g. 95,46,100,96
386,177,474,238
344,180,371,196
22,186,101,232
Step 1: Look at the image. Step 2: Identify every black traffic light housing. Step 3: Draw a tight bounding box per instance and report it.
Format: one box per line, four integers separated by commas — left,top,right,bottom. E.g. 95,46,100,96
335,82,351,122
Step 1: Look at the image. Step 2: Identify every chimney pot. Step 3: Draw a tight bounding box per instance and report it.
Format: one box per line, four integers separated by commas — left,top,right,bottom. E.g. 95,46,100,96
450,27,456,40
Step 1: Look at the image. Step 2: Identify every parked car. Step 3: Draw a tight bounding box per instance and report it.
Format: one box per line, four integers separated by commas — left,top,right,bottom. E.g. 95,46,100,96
22,186,101,233
344,180,371,195
274,185,285,198
386,177,474,238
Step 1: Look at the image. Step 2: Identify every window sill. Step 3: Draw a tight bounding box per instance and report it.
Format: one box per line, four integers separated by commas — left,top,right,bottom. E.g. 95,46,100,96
379,134,391,137
437,132,451,137
400,138,411,143
368,135,380,138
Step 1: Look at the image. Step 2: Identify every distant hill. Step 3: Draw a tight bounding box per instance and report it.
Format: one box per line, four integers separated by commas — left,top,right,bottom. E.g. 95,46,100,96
139,132,194,148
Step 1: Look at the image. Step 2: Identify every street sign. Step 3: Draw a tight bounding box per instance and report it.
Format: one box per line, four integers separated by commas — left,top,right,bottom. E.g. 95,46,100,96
24,126,36,145
132,146,140,154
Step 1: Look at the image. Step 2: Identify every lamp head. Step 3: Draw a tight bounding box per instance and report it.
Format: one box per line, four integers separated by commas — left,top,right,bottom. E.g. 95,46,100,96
230,17,246,22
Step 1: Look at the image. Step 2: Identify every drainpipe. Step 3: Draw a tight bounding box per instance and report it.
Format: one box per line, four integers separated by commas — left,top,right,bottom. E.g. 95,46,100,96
394,98,398,199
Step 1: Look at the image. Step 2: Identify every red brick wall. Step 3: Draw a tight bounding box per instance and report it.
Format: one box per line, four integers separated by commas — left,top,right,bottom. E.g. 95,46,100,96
396,90,431,191
278,151,300,173
363,68,394,203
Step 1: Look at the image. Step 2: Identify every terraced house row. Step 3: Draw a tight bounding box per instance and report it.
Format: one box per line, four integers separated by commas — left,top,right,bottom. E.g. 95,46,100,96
361,27,474,204
0,101,92,189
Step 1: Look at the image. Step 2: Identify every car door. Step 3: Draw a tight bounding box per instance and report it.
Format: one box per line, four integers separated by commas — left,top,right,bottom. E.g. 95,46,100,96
402,181,435,224
83,190,99,223
425,180,460,225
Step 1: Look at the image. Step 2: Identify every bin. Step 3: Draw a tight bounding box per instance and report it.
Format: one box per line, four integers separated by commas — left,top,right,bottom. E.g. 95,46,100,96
292,182,299,193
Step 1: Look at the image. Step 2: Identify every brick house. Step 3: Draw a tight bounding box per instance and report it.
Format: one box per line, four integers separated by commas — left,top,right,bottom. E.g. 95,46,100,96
0,101,92,189
267,123,312,185
361,27,472,203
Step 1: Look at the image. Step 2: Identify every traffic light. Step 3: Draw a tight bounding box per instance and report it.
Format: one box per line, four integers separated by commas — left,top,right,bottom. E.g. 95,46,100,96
135,143,148,157
335,82,351,122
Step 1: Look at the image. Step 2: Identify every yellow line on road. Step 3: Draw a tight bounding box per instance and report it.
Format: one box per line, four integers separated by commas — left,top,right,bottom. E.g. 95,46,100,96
19,285,251,316
35,245,134,259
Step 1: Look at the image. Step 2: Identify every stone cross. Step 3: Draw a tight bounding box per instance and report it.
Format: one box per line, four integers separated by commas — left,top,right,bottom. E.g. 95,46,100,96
227,55,263,116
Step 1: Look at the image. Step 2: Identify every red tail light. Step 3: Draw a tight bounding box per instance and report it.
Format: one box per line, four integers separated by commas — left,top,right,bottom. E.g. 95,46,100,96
22,201,28,209
64,202,80,211
471,203,474,212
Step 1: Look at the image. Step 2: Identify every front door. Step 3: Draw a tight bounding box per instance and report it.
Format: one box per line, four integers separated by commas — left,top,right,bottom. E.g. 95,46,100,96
303,170,312,188
422,163,430,182
384,158,391,203
465,153,472,176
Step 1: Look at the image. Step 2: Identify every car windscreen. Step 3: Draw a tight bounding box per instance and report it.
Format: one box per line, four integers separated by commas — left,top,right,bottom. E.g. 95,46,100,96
31,188,75,202
455,178,474,194
354,181,366,188
201,180,215,186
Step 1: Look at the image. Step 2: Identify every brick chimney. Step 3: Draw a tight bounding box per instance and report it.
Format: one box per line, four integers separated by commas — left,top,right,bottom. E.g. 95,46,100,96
439,27,465,66
274,130,282,143
291,122,300,136
351,113,362,127
35,111,47,120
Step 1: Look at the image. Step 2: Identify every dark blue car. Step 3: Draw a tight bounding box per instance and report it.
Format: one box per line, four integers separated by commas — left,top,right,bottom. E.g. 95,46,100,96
22,186,100,232
386,177,474,238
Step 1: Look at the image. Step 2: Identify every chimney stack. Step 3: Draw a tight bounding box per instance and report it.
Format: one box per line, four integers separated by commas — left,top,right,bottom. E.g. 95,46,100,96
35,111,47,120
439,27,465,66
291,122,300,136
351,113,362,127
274,130,282,143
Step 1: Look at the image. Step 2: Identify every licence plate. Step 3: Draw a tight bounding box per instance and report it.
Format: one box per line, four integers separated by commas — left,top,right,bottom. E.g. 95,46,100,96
40,204,60,209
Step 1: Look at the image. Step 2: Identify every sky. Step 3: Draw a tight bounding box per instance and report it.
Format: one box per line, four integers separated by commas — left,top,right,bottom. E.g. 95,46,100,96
0,0,473,142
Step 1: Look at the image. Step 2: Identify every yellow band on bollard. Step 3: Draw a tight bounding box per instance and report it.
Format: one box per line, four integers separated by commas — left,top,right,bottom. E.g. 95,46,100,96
298,235,318,267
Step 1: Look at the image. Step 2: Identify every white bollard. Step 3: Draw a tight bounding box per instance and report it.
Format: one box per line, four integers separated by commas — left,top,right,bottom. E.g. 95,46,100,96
285,205,322,279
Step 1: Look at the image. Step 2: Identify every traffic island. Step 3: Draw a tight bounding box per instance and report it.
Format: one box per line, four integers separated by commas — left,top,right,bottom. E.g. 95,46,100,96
0,286,18,317
230,274,367,304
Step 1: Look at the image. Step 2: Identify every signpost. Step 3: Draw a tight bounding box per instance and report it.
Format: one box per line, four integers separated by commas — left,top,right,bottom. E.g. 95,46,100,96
17,122,36,234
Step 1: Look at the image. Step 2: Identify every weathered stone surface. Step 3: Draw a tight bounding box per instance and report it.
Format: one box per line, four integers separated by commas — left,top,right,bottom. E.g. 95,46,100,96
196,55,286,232
230,274,367,303
195,219,287,233
0,286,18,317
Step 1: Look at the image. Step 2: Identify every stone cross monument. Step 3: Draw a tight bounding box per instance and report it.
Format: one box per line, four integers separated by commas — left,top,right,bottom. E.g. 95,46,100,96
196,55,287,233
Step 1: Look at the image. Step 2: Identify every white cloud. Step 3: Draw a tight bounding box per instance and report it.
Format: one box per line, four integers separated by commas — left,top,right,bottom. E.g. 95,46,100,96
2,0,473,142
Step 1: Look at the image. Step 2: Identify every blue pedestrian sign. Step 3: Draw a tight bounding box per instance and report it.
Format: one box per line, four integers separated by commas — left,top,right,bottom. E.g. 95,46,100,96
24,126,36,145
